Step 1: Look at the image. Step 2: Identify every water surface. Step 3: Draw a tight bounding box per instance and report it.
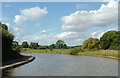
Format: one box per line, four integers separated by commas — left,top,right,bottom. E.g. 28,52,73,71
8,53,118,76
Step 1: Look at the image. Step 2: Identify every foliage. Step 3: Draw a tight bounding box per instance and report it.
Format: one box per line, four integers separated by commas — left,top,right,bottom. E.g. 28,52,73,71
83,37,100,49
100,31,120,50
2,24,8,30
49,44,56,49
49,47,53,52
2,23,21,60
69,48,84,55
12,41,19,48
22,41,29,48
55,40,66,49
38,46,46,49
63,44,67,49
30,42,39,49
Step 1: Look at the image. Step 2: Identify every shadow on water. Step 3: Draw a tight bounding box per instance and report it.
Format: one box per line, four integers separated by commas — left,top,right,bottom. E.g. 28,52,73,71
2,69,13,78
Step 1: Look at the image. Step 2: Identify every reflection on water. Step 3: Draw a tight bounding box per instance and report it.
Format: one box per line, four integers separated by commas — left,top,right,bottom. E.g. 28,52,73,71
3,53,118,76
2,69,13,78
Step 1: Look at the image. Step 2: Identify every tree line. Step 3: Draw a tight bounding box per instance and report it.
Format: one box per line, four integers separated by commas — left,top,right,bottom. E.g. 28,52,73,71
13,40,68,50
1,22,120,58
82,30,120,50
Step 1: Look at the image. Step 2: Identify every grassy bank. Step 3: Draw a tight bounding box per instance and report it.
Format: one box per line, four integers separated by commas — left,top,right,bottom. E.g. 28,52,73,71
21,48,119,60
20,48,72,54
78,50,119,59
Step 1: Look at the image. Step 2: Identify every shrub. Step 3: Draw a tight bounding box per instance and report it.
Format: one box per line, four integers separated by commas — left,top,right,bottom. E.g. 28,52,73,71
83,37,100,49
69,48,84,55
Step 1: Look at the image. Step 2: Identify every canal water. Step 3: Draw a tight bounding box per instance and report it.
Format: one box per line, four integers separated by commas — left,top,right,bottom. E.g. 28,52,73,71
7,53,118,76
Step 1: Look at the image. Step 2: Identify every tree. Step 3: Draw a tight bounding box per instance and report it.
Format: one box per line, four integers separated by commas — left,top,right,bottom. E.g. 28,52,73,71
2,28,14,57
55,40,65,49
49,47,53,52
100,30,120,50
63,44,67,49
2,22,21,60
49,44,56,49
2,24,8,30
12,41,19,48
22,41,28,48
83,37,100,49
30,42,39,49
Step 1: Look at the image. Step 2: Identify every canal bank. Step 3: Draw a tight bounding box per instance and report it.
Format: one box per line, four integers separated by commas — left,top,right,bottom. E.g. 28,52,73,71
1,56,35,70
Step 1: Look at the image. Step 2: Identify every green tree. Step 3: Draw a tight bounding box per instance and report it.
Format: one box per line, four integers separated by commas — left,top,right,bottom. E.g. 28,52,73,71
83,37,100,49
55,40,65,49
22,41,28,48
49,47,53,52
49,44,56,49
63,44,67,49
2,24,8,30
12,41,19,48
2,23,21,60
30,42,39,49
100,30,120,50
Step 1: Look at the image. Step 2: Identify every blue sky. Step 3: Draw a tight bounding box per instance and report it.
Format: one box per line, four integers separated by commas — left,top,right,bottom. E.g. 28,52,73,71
2,1,118,46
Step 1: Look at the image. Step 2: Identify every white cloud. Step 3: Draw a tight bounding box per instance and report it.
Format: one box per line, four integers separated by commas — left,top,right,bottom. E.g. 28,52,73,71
106,26,118,31
57,32,78,39
90,30,105,39
57,32,89,45
61,1,118,32
2,22,20,34
13,26,118,46
76,4,89,9
90,26,118,39
14,7,48,26
35,23,40,27
2,22,10,28
41,30,46,34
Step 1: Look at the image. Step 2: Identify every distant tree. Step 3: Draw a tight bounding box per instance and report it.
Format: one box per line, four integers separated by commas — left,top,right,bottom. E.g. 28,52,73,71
30,42,39,49
49,47,53,52
83,37,100,49
49,44,56,49
22,41,28,48
100,31,120,50
12,41,19,48
63,44,67,49
56,40,65,49
38,46,46,49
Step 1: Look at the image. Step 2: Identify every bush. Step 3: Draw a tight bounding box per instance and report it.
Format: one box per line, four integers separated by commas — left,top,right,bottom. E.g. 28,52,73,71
83,37,100,49
100,31,120,50
69,48,84,55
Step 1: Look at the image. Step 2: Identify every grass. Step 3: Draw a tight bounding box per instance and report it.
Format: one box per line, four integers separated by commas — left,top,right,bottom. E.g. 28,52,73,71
20,48,119,60
78,50,119,58
20,48,72,54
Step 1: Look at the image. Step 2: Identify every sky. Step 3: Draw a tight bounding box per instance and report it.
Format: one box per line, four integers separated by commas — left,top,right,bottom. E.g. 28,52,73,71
2,0,118,46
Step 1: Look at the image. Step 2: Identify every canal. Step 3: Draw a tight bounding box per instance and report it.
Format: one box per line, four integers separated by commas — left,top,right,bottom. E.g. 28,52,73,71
5,53,118,76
